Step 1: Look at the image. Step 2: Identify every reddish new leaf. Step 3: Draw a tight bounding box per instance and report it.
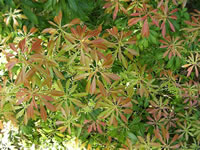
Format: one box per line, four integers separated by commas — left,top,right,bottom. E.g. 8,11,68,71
142,19,149,37
90,76,96,95
27,102,34,119
31,38,42,53
97,80,106,96
128,18,141,26
41,95,55,101
18,38,26,52
105,73,120,80
6,61,17,71
168,20,175,32
54,11,62,25
101,73,111,84
43,101,56,112
74,73,90,80
195,66,199,77
154,129,165,144
187,66,194,77
122,109,133,114
161,23,166,38
88,124,93,133
40,104,47,121
120,113,128,123
9,43,17,52
29,27,38,34
97,124,103,134
113,2,119,20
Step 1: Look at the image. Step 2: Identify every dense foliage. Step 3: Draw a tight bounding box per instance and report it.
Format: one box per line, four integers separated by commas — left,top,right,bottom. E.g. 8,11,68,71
0,0,200,149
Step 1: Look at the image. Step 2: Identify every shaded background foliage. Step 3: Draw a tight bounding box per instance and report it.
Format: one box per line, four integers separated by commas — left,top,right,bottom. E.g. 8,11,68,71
0,0,105,29
186,0,200,12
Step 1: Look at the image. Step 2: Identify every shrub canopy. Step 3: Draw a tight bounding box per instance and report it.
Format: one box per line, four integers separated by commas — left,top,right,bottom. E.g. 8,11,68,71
0,0,200,149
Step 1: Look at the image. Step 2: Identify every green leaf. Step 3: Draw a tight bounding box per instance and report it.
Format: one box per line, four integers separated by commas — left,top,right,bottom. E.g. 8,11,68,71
16,109,25,119
68,0,78,12
56,79,64,91
6,0,15,8
56,132,65,137
121,55,128,69
77,126,82,137
44,0,53,10
66,79,71,90
149,34,157,44
72,92,88,97
98,109,113,119
167,57,174,69
71,98,85,107
23,8,38,24
127,132,137,144
21,125,33,135
67,52,77,66
175,57,181,68
0,0,4,5
21,0,38,8
143,38,148,48
70,84,77,94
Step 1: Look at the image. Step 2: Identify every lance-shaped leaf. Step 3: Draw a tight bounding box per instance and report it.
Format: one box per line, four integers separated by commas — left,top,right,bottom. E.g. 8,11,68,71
90,76,96,95
40,104,47,121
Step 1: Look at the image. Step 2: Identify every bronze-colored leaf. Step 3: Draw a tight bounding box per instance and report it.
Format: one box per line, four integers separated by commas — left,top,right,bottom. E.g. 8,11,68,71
43,101,56,112
40,104,47,121
122,109,133,114
9,43,17,52
53,67,65,80
97,80,106,96
18,38,26,52
31,38,42,53
74,73,90,80
0,120,3,129
49,90,65,96
104,73,120,81
120,113,128,123
90,76,96,95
